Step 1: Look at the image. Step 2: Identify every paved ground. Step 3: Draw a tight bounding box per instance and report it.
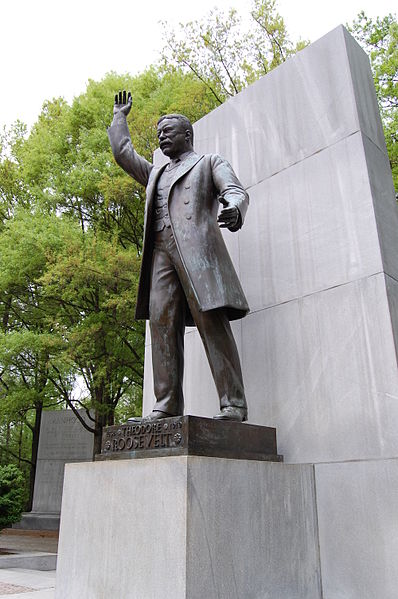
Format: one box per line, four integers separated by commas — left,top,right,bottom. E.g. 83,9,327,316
0,570,55,598
0,531,57,598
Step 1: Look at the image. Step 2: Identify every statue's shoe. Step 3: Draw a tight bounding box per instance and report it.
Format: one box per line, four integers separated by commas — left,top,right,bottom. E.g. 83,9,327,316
213,406,248,422
127,411,175,423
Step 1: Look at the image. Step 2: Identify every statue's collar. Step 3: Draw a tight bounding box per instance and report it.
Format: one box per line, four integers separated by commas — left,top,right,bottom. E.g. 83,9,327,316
166,150,195,171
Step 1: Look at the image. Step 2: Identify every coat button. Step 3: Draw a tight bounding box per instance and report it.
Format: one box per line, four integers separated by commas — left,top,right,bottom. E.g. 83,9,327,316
186,215,192,220
184,199,189,204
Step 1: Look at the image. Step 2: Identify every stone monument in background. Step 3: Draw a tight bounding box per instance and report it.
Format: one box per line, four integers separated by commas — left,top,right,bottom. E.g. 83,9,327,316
56,26,398,598
15,410,93,531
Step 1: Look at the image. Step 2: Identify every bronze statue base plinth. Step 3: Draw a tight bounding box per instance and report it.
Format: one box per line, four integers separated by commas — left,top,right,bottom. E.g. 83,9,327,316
97,416,282,462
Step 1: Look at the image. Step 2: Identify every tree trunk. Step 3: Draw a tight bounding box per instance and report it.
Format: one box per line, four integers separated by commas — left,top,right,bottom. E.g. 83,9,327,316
93,382,105,459
93,422,102,458
5,421,10,453
18,424,23,467
26,403,43,512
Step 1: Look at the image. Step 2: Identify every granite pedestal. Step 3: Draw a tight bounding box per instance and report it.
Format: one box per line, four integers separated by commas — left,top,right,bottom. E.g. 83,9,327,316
56,456,321,599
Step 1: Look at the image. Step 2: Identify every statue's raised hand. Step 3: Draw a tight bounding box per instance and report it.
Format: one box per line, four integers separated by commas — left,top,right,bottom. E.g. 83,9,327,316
113,90,132,117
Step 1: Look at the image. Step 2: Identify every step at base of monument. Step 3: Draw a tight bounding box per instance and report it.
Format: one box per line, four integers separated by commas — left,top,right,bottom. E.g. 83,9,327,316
0,551,57,570
13,513,60,531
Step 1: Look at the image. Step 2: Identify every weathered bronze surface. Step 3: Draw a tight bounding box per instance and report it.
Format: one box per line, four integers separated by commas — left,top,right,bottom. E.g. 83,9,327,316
107,91,250,422
97,416,282,462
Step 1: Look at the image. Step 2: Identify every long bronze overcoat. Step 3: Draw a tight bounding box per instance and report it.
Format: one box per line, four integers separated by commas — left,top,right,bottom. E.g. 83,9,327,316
108,114,250,325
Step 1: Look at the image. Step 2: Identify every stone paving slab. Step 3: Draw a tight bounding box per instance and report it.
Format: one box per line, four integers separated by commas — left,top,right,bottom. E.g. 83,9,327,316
0,553,57,571
0,591,54,599
0,583,35,595
0,570,55,595
0,536,56,598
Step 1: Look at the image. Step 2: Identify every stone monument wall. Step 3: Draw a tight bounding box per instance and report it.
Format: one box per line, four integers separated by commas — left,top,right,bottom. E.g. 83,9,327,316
141,26,398,597
15,410,93,530
32,410,93,514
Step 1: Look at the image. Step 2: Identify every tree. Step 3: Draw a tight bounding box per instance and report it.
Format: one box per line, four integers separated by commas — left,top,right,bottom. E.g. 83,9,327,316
0,209,76,506
0,464,25,530
0,209,145,459
161,0,308,104
0,122,32,227
39,221,145,455
348,12,398,189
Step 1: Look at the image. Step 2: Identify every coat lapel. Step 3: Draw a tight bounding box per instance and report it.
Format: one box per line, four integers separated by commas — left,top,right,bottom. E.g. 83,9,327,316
169,153,204,191
146,163,167,204
143,164,167,237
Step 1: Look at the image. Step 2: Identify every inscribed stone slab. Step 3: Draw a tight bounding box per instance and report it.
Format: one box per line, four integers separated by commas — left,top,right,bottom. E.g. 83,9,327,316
32,410,93,514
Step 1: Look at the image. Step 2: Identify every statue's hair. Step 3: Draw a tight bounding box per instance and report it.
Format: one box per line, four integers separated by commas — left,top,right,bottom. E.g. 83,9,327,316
157,114,194,144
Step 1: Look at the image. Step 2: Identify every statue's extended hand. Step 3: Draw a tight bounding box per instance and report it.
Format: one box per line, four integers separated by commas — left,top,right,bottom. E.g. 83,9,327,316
218,205,240,229
113,90,132,117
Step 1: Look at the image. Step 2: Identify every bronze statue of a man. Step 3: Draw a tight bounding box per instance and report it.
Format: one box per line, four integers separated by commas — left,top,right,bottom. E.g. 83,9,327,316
108,91,249,422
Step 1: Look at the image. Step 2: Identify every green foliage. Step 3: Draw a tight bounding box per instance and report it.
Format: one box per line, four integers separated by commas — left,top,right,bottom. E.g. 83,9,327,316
0,209,145,446
0,122,32,226
0,211,75,419
0,464,25,530
0,419,32,507
161,0,308,104
17,69,216,250
349,12,398,189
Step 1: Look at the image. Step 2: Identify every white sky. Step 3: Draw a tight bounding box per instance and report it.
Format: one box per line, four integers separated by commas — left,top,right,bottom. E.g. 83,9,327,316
1,0,397,130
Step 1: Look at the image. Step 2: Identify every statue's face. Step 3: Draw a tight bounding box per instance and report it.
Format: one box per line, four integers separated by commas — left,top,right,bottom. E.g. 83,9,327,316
157,118,191,159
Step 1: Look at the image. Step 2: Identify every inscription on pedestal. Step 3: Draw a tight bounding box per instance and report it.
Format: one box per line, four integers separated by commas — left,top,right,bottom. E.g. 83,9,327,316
102,419,184,453
99,416,282,462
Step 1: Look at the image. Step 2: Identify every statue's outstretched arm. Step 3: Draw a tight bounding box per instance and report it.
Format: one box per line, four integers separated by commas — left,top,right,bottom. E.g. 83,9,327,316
108,90,153,188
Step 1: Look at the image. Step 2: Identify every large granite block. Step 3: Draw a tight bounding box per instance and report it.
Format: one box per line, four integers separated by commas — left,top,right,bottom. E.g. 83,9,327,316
56,459,187,599
55,458,321,599
185,459,320,598
146,272,398,464
241,273,398,463
385,274,398,364
238,132,383,311
193,26,385,189
343,27,388,156
363,134,398,282
315,459,398,599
